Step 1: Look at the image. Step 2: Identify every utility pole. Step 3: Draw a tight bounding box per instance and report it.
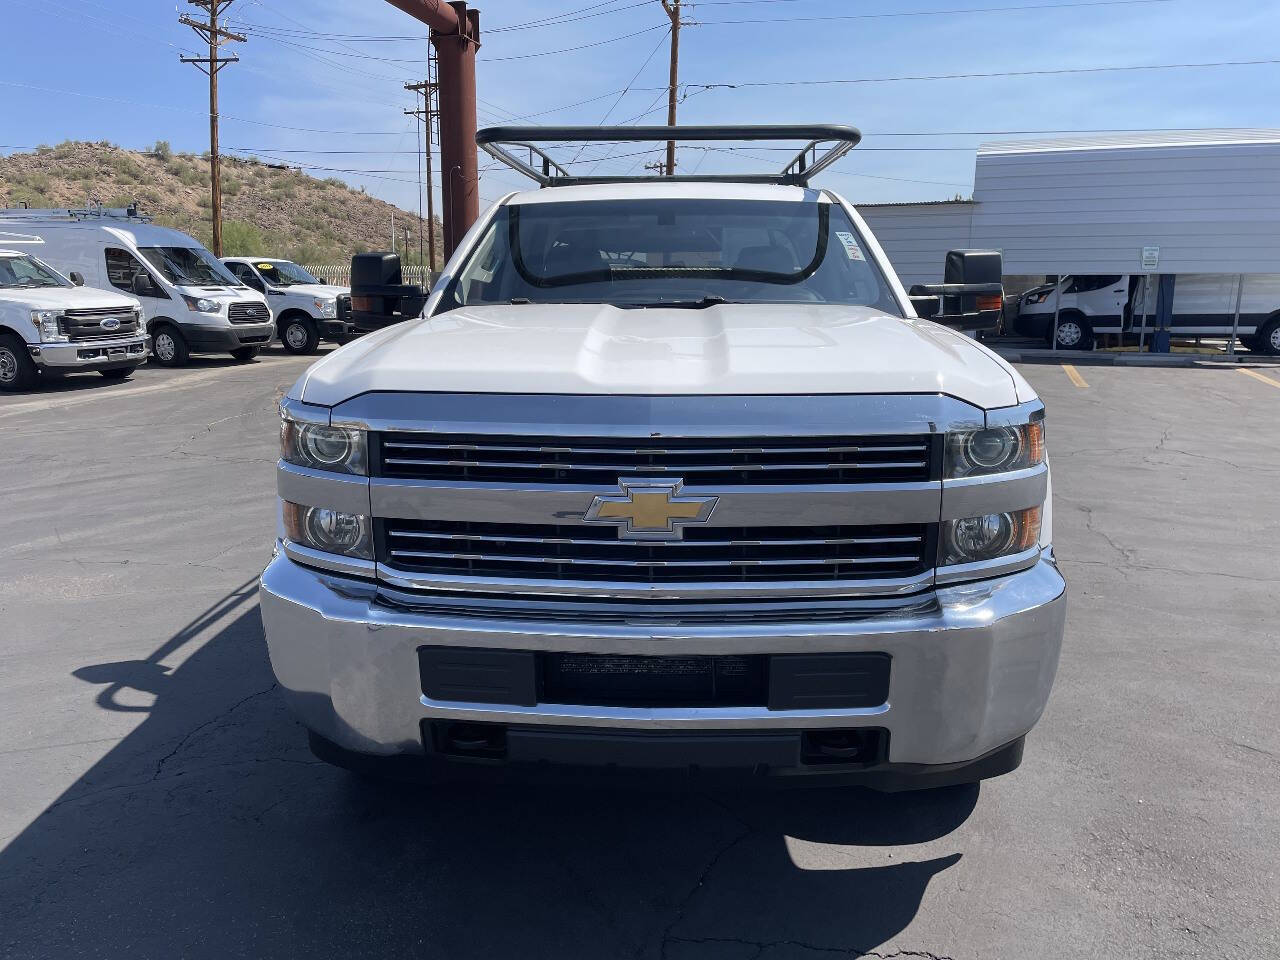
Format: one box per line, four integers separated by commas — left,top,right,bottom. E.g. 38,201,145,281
404,49,438,269
660,0,681,176
179,0,244,256
643,160,669,176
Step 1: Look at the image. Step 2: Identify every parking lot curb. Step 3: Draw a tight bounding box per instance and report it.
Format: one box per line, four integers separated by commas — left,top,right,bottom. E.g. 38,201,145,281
992,347,1280,367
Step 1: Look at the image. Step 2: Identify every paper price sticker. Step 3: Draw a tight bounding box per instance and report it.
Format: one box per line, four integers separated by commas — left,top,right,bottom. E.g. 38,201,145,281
835,231,865,261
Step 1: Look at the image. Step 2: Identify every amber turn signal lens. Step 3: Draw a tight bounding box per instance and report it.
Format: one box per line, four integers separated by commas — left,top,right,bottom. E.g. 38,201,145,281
976,293,1003,312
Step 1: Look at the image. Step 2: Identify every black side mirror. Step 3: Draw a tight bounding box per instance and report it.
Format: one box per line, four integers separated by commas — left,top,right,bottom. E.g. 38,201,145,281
69,271,84,286
909,249,1004,331
131,273,153,297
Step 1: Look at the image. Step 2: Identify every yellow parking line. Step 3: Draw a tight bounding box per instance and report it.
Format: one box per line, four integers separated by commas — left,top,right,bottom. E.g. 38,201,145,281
1238,367,1280,390
1061,364,1089,389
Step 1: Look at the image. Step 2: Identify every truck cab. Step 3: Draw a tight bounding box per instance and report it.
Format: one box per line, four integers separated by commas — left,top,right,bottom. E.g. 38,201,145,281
0,248,147,391
220,258,350,354
260,126,1065,790
0,209,274,366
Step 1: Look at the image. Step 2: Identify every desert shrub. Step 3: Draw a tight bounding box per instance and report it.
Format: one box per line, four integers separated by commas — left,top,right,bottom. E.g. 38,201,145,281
221,219,267,255
221,177,241,197
151,140,172,160
178,166,204,187
108,153,143,180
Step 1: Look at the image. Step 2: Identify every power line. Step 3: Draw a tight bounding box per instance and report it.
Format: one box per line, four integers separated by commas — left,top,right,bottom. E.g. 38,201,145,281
482,23,669,62
688,0,1175,26
679,56,1280,91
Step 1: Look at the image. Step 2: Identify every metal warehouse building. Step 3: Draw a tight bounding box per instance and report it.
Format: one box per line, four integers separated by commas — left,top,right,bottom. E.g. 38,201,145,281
857,129,1280,288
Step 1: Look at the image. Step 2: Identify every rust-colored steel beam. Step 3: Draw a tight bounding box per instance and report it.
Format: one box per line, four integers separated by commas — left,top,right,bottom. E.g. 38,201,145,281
384,0,480,259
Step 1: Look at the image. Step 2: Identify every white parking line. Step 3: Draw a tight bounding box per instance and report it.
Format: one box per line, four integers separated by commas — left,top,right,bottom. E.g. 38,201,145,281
0,355,310,419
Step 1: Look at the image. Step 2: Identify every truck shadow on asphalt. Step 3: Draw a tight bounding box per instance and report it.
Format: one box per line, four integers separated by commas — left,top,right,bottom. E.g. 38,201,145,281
2,580,975,959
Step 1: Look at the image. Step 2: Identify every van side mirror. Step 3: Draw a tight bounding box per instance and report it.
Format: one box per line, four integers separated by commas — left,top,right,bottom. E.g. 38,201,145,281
69,271,84,286
909,249,1004,331
131,273,154,297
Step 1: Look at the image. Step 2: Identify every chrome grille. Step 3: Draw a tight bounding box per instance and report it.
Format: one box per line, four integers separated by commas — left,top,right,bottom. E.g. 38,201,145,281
228,301,271,324
374,433,935,485
59,307,140,342
378,519,932,584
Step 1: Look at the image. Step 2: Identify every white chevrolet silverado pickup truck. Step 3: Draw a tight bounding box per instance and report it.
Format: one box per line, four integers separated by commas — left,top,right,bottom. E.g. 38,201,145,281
260,126,1066,790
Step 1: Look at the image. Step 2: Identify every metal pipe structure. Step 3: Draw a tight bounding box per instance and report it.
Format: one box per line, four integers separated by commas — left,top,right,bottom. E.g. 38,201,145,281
383,0,480,259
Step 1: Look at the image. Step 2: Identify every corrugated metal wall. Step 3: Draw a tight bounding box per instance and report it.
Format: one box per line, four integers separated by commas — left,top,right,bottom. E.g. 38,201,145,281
856,132,1280,282
854,202,976,288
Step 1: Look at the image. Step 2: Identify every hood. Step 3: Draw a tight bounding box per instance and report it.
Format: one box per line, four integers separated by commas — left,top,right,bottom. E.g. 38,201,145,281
298,303,1026,409
0,285,139,310
174,284,266,303
281,283,346,298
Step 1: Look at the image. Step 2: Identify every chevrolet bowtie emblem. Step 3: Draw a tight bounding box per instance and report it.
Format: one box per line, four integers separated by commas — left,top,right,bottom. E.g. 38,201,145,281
583,479,718,541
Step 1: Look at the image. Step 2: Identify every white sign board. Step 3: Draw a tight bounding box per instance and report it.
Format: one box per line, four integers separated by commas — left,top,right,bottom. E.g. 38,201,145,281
1141,245,1160,271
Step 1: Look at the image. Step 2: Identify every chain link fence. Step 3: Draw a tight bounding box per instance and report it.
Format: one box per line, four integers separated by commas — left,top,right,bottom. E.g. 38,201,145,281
303,265,439,288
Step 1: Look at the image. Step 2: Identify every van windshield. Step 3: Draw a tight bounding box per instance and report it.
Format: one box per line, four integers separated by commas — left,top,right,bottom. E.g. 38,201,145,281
140,246,238,286
439,198,902,315
0,253,67,289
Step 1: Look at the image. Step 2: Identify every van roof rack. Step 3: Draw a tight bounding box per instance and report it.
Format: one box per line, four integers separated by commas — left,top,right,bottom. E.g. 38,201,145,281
476,124,861,188
0,205,150,222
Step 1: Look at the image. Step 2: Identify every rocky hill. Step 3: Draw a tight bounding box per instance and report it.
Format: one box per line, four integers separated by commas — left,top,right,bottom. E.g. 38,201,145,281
0,141,440,267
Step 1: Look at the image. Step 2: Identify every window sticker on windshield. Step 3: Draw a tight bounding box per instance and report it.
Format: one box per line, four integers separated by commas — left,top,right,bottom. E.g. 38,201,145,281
835,231,865,261
256,263,274,270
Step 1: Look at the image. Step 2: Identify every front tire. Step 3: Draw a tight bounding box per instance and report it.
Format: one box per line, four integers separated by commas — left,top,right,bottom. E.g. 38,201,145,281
1257,317,1280,357
281,315,320,354
151,325,190,366
99,366,137,380
1050,314,1093,350
231,346,261,363
0,334,39,392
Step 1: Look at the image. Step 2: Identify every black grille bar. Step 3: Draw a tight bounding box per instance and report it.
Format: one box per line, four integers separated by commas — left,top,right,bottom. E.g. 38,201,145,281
228,301,271,324
374,432,934,486
59,307,140,342
379,519,932,584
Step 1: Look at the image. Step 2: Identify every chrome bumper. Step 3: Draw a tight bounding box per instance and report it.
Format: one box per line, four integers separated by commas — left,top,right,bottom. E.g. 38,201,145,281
33,335,149,368
259,550,1066,767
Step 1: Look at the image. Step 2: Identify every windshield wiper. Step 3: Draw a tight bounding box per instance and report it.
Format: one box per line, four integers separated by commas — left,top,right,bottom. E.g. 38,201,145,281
618,295,732,309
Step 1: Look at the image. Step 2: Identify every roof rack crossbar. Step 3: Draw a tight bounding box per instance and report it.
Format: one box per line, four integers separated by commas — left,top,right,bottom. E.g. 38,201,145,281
476,124,861,188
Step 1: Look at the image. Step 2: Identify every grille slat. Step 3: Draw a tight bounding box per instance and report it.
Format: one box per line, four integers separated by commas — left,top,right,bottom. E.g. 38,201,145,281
379,519,931,584
59,307,140,342
228,301,271,324
376,432,935,486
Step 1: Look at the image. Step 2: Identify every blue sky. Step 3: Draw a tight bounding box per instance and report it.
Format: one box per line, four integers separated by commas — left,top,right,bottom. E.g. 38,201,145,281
1,0,1277,214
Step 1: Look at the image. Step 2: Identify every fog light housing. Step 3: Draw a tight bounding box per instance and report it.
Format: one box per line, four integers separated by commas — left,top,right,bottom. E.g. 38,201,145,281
283,502,372,559
941,506,1041,565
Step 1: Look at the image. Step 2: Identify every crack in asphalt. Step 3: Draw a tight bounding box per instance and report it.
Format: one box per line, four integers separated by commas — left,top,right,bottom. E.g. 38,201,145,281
664,937,954,960
152,682,280,780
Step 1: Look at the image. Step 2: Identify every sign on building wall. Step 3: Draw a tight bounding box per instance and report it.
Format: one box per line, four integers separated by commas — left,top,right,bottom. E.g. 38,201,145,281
1140,245,1160,271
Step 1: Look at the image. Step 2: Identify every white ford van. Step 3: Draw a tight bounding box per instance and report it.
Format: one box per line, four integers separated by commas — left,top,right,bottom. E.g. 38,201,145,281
0,208,274,366
1017,273,1280,352
220,257,350,354
0,248,148,391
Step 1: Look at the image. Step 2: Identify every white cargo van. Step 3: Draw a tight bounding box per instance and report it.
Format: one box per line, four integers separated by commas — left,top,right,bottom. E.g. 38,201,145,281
1016,273,1280,352
0,248,148,391
220,257,350,354
0,208,274,366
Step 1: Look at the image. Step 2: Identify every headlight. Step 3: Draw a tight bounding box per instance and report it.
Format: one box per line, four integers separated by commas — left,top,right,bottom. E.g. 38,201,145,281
314,298,337,318
941,506,1042,565
283,502,372,559
944,419,1045,478
31,309,67,342
1024,291,1050,305
181,294,221,313
280,415,368,475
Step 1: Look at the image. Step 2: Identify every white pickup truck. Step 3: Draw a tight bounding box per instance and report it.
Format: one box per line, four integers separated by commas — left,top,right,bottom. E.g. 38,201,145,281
220,258,350,354
0,249,147,391
260,126,1066,790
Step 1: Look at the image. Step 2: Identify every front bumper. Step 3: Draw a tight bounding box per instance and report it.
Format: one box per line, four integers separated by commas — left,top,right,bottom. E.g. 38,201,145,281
318,319,353,339
260,551,1067,774
182,321,276,351
32,335,149,369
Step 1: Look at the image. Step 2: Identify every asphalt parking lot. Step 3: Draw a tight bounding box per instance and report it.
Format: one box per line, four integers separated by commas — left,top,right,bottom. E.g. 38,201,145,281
2,350,1277,959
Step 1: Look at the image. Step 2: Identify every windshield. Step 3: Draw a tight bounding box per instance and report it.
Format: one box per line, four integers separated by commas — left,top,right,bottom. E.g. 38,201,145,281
0,253,68,289
140,246,239,286
440,198,902,315
255,261,321,287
